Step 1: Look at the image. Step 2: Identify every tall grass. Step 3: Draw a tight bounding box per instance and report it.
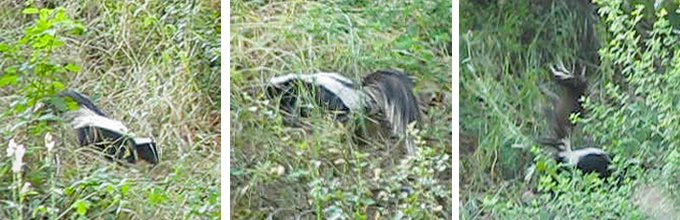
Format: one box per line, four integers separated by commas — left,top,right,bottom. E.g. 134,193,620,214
460,0,598,196
230,0,451,219
0,0,220,219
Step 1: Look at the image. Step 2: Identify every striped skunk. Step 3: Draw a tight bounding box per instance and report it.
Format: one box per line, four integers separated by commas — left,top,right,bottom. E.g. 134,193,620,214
266,70,421,155
44,91,159,165
537,61,612,179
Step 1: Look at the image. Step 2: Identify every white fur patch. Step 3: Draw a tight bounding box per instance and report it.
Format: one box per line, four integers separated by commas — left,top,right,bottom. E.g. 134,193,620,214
559,147,607,166
133,137,154,145
559,138,572,151
549,65,573,80
269,72,367,111
68,107,130,135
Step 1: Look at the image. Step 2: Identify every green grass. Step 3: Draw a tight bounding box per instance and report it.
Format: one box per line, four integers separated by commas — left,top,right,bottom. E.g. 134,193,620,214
461,0,680,219
0,0,220,219
460,0,596,194
230,0,451,219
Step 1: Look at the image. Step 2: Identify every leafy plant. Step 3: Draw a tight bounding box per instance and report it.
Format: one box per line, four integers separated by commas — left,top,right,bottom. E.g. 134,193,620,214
1,7,83,137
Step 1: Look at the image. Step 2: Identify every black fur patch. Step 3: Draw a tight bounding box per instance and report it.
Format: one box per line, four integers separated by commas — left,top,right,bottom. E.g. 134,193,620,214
267,77,352,123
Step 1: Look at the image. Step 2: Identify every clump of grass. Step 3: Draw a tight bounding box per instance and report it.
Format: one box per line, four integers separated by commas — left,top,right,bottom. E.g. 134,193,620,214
0,0,220,218
230,0,451,218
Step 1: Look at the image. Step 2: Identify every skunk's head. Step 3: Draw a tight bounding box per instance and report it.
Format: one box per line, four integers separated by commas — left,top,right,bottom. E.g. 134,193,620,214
132,137,159,165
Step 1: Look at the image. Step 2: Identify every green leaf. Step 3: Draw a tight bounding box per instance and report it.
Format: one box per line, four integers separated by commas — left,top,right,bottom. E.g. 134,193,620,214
75,200,87,215
66,100,78,110
51,81,65,91
22,8,39,14
121,182,129,197
65,64,80,72
144,17,157,27
64,187,75,195
54,10,66,21
148,188,163,204
0,74,18,87
0,44,9,52
37,113,61,122
4,66,17,74
49,97,69,112
39,8,53,19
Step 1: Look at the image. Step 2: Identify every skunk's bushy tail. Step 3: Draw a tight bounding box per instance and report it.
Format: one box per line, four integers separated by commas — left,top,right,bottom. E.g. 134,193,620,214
361,70,421,154
542,62,587,141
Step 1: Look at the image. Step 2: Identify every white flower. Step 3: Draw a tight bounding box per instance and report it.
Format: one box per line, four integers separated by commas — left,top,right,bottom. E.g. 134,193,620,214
44,133,55,152
7,139,17,157
20,182,31,195
12,143,25,173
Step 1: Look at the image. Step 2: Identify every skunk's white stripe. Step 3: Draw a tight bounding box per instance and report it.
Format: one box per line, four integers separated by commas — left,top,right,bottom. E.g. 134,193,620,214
556,137,607,166
67,107,130,135
565,148,607,166
549,66,572,80
133,137,154,144
269,72,367,111
270,72,355,86
559,138,572,152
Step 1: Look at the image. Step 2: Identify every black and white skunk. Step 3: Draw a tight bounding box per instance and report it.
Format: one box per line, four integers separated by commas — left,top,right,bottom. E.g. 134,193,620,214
266,70,421,155
45,91,159,165
537,62,611,178
550,138,611,178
